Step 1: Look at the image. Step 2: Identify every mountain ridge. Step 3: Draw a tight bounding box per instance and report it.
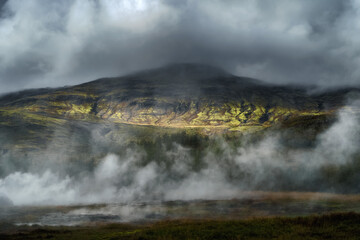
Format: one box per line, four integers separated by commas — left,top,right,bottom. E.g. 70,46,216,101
0,63,359,133
1,63,360,175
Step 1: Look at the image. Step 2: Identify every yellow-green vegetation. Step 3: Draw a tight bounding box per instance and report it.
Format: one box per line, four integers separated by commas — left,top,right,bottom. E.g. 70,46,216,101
0,96,332,134
0,63,347,134
0,108,67,126
50,102,93,118
1,212,360,240
36,91,97,99
93,99,330,132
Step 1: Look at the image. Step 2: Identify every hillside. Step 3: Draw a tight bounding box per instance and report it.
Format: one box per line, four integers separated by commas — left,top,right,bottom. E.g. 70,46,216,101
1,63,360,189
0,63,359,156
1,64,356,129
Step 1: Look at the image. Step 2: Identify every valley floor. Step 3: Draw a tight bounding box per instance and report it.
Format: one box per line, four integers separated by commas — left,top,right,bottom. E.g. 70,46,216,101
1,212,360,240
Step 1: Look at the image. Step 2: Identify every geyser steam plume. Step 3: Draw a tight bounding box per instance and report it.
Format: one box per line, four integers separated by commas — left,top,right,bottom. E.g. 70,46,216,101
0,99,360,206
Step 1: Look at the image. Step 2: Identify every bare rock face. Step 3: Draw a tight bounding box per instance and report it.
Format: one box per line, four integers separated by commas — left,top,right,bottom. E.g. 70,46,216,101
0,194,13,207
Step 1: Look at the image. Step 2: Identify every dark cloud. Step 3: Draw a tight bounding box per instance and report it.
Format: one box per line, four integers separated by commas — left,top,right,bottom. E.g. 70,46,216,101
0,0,10,18
0,0,7,10
0,0,359,94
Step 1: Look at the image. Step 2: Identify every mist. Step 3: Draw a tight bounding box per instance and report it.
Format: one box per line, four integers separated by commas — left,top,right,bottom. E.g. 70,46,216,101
1,99,359,206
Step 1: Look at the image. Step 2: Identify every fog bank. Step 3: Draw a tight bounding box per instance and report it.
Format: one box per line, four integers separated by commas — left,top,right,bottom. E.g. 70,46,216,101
1,100,360,206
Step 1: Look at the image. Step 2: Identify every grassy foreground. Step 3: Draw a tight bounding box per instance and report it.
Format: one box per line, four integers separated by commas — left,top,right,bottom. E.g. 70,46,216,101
1,212,360,240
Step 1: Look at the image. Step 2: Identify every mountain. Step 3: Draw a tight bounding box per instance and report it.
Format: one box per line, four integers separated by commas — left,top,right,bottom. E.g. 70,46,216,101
0,63,359,156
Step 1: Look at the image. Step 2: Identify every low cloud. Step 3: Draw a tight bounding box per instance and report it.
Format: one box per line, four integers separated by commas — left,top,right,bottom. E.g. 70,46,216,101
1,99,360,205
0,0,360,93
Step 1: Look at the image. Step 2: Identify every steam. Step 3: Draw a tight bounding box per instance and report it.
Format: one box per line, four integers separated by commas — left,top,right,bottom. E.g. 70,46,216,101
1,102,360,206
0,149,235,205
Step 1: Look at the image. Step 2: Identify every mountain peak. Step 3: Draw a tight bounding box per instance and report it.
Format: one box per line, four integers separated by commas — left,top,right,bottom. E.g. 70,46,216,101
159,63,227,74
130,63,231,81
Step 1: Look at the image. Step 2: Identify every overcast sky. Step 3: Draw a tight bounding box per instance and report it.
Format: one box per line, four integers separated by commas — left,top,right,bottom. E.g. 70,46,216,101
0,0,360,93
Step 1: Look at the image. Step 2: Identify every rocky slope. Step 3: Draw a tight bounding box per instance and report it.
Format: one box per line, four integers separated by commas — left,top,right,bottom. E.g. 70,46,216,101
1,64,356,129
0,63,359,155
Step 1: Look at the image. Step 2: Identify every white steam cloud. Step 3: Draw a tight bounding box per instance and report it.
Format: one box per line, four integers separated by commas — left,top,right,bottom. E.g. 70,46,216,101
0,102,360,206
